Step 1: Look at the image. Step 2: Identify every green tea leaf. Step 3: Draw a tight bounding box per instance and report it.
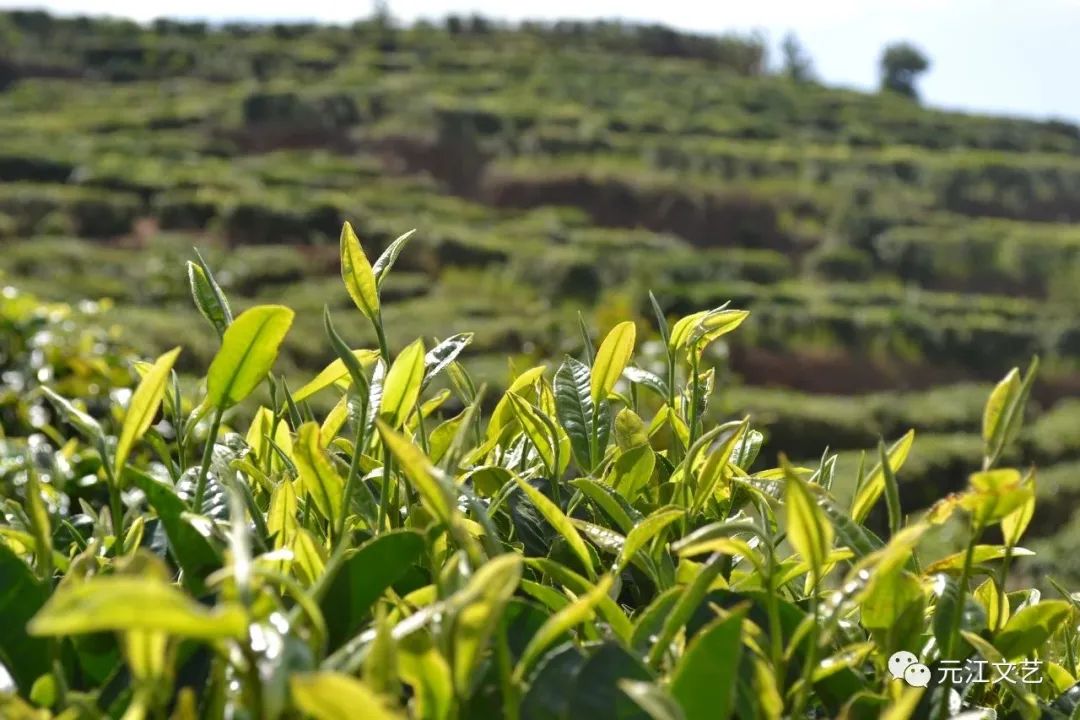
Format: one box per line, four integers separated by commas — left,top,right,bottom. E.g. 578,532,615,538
670,610,745,720
376,421,452,524
372,228,417,287
187,255,232,337
591,321,636,405
994,600,1072,660
293,349,378,402
555,356,608,471
39,387,104,445
784,461,833,583
291,672,404,720
29,576,246,639
486,365,547,442
115,346,181,475
850,430,915,523
611,444,656,501
127,468,220,595
0,545,50,693
507,392,557,473
293,422,344,526
267,479,298,548
450,554,522,693
424,333,473,384
615,507,682,574
340,221,380,321
206,305,294,408
511,472,595,579
379,338,426,429
514,575,614,680
321,530,425,650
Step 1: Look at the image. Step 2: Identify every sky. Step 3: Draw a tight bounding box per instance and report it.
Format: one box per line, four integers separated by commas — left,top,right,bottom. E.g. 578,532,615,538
5,0,1080,122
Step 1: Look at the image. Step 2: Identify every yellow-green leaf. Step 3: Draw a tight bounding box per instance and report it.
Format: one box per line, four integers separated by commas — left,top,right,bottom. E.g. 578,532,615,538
513,575,613,681
590,321,636,405
995,600,1073,660
486,365,547,441
28,577,246,639
615,507,682,574
510,472,595,579
783,462,833,583
506,393,557,472
983,368,1020,446
850,430,915,523
267,480,298,549
115,347,181,475
246,406,293,470
340,221,380,321
379,339,426,429
294,349,379,402
376,421,451,524
668,310,710,353
206,305,294,409
1002,475,1036,547
449,554,523,694
291,672,404,720
293,422,344,526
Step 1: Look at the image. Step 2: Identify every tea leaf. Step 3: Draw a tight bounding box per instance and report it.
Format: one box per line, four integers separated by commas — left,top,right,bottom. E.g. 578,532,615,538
994,600,1072,660
340,221,380,321
187,255,232,337
293,349,378,402
206,305,294,408
511,473,595,579
321,530,426,650
291,672,404,720
424,333,473,383
514,575,614,680
670,610,745,720
379,339,426,429
29,576,246,639
293,422,344,526
784,461,833,583
372,228,417,287
555,356,607,471
615,507,682,574
850,430,915,523
39,387,104,445
115,346,181,475
591,321,636,405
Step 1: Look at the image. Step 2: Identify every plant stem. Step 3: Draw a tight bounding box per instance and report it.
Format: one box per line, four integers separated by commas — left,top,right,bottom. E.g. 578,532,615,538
792,587,820,717
99,439,125,556
687,352,700,447
938,520,981,720
336,395,369,542
193,406,224,510
765,538,785,690
374,312,390,363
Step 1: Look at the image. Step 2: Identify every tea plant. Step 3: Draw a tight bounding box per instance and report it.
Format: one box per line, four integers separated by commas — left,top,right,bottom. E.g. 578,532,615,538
0,221,1075,720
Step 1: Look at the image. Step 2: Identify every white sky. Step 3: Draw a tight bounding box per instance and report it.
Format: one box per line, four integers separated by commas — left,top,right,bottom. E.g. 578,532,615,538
6,0,1080,121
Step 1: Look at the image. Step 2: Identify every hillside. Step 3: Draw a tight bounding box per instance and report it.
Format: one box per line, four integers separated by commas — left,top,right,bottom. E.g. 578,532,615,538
2,10,1079,571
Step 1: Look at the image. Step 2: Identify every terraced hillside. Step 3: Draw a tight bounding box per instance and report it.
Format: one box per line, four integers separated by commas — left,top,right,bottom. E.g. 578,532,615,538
2,11,1079,573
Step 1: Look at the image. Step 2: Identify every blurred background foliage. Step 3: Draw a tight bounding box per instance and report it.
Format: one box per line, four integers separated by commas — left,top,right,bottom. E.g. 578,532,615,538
1,9,1078,580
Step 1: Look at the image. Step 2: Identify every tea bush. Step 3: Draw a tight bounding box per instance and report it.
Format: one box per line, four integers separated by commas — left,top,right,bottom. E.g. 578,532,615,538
1,223,1077,720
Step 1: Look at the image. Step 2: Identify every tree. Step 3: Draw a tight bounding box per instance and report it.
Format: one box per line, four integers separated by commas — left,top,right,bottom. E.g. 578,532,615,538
880,41,930,99
780,32,814,82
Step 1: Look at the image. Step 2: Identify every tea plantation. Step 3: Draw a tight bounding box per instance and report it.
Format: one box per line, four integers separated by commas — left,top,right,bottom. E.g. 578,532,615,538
3,11,1080,572
3,13,1080,716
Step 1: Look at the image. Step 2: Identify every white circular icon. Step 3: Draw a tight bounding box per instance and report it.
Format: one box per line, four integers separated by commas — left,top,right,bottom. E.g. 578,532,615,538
904,663,932,688
888,650,919,680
